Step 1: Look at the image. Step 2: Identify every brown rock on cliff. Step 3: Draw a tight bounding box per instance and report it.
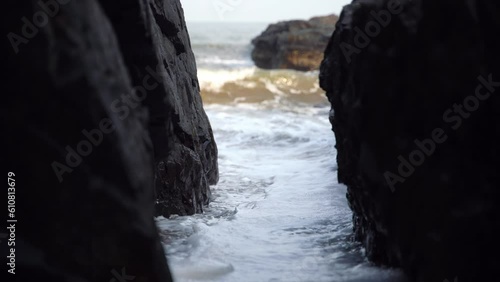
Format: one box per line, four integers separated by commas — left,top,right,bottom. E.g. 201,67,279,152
251,14,338,71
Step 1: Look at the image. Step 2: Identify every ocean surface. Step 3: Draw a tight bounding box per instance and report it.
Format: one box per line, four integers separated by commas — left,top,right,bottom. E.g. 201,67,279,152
156,22,407,282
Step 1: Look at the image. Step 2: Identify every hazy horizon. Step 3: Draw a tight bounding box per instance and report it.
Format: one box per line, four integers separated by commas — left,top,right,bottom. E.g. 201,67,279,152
180,0,352,23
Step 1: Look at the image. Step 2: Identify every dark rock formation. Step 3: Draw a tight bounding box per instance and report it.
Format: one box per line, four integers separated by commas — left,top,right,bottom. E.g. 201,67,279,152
98,0,219,217
251,14,338,71
2,0,217,281
320,1,500,281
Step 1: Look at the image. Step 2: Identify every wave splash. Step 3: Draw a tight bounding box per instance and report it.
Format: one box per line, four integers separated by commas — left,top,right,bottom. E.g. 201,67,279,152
198,67,327,106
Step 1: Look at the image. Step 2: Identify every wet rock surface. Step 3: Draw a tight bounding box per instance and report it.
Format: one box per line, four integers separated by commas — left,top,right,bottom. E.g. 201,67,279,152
320,0,500,281
99,0,219,217
251,14,338,71
2,0,217,281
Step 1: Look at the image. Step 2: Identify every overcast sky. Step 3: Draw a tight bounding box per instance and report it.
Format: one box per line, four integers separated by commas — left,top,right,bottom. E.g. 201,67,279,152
180,0,352,23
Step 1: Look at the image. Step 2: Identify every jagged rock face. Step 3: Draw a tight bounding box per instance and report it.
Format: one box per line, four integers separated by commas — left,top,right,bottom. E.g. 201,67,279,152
99,0,218,217
2,0,217,281
251,14,338,71
320,0,500,281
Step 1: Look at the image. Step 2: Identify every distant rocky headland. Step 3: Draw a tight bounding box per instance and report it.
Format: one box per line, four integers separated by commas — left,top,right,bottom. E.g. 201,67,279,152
251,14,338,71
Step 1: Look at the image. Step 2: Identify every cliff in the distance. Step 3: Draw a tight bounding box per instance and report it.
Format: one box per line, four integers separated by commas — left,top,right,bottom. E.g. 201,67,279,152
2,0,217,281
252,14,338,71
320,0,500,281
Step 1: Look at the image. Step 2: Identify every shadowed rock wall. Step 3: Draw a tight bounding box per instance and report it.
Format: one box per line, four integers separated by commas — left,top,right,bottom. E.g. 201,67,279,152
320,0,500,281
2,0,217,280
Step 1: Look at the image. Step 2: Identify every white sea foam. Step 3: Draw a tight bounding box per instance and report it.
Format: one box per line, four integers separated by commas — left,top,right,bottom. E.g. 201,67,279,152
157,104,408,282
197,68,257,91
156,21,407,282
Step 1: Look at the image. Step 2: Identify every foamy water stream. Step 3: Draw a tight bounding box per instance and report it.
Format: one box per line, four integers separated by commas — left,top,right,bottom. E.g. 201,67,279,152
155,21,407,282
156,102,407,282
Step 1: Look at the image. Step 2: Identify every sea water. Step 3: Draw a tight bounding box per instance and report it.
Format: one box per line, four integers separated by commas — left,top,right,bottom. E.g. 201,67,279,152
155,22,407,282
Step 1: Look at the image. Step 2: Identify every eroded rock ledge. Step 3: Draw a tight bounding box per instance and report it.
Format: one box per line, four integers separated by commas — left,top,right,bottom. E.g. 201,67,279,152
320,0,500,281
3,0,217,281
